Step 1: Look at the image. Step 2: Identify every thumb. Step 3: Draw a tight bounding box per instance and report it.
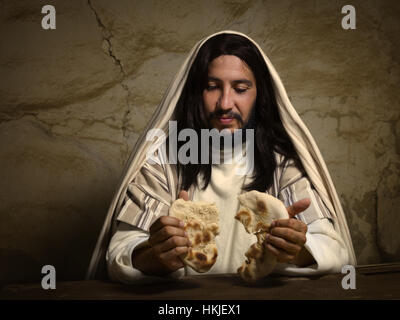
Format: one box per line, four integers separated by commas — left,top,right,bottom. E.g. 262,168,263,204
178,190,189,201
286,198,311,218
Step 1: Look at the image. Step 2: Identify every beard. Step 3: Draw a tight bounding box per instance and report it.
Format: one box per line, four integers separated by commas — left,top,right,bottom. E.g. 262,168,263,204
242,105,256,130
206,105,257,149
206,104,256,130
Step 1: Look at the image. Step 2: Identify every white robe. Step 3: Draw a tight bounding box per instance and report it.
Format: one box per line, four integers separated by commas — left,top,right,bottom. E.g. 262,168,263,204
107,154,349,283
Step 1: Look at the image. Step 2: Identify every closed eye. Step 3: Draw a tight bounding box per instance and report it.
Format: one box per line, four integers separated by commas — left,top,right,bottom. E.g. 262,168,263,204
206,84,219,91
234,87,248,94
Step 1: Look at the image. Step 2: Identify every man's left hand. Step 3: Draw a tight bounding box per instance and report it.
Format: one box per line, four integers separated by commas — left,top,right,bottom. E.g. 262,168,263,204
264,198,314,266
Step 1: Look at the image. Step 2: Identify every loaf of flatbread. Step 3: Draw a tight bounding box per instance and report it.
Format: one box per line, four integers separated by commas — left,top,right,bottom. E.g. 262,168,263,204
235,190,289,283
169,199,219,273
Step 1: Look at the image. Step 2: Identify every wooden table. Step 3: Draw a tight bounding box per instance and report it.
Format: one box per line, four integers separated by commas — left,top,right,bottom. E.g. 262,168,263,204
1,263,399,300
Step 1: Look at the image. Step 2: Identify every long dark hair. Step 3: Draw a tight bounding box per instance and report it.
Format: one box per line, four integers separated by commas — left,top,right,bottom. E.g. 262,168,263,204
173,33,303,192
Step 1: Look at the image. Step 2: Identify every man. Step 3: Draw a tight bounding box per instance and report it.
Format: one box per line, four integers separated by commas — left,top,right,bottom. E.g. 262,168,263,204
86,31,356,282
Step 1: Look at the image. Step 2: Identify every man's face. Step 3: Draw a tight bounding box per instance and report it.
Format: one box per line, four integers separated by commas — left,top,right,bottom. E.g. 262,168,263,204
203,55,257,131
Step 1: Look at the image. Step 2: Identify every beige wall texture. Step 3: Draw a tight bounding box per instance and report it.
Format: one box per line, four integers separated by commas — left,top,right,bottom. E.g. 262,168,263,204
0,0,399,286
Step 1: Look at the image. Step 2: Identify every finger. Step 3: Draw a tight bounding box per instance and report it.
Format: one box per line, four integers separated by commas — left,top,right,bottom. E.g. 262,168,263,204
265,243,295,263
265,233,302,254
157,250,187,271
154,235,192,253
162,259,185,272
149,215,185,234
178,190,189,201
158,246,189,265
270,227,307,245
271,219,307,233
149,225,187,246
286,198,311,218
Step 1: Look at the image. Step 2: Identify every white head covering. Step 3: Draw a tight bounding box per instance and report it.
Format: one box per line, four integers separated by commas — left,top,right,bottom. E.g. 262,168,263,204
86,30,357,279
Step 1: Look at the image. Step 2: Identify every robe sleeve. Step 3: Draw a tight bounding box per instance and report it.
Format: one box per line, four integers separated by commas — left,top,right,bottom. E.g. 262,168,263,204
115,150,178,232
106,152,183,282
106,222,150,283
275,158,350,275
106,222,184,283
278,158,333,224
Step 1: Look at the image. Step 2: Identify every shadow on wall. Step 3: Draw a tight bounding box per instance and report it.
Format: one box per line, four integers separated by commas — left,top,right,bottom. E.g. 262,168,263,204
0,249,43,287
0,195,110,287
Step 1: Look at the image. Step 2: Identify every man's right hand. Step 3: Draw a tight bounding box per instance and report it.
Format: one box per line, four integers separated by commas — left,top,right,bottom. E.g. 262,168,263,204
131,190,191,275
147,216,191,273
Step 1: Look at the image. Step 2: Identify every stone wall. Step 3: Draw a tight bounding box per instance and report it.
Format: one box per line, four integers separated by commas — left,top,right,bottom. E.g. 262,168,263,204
0,0,399,285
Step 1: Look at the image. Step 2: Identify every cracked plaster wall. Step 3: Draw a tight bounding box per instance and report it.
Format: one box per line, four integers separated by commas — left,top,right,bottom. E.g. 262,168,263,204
0,0,399,285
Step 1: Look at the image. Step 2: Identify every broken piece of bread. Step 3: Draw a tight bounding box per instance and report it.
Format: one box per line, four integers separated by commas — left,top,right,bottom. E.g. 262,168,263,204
169,199,219,273
235,190,289,283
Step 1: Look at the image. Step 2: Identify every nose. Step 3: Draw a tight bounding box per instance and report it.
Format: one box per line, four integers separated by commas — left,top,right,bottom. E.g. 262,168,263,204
217,87,233,111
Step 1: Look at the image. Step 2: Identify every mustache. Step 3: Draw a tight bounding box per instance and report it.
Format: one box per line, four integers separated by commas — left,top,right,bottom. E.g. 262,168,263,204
207,109,244,125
